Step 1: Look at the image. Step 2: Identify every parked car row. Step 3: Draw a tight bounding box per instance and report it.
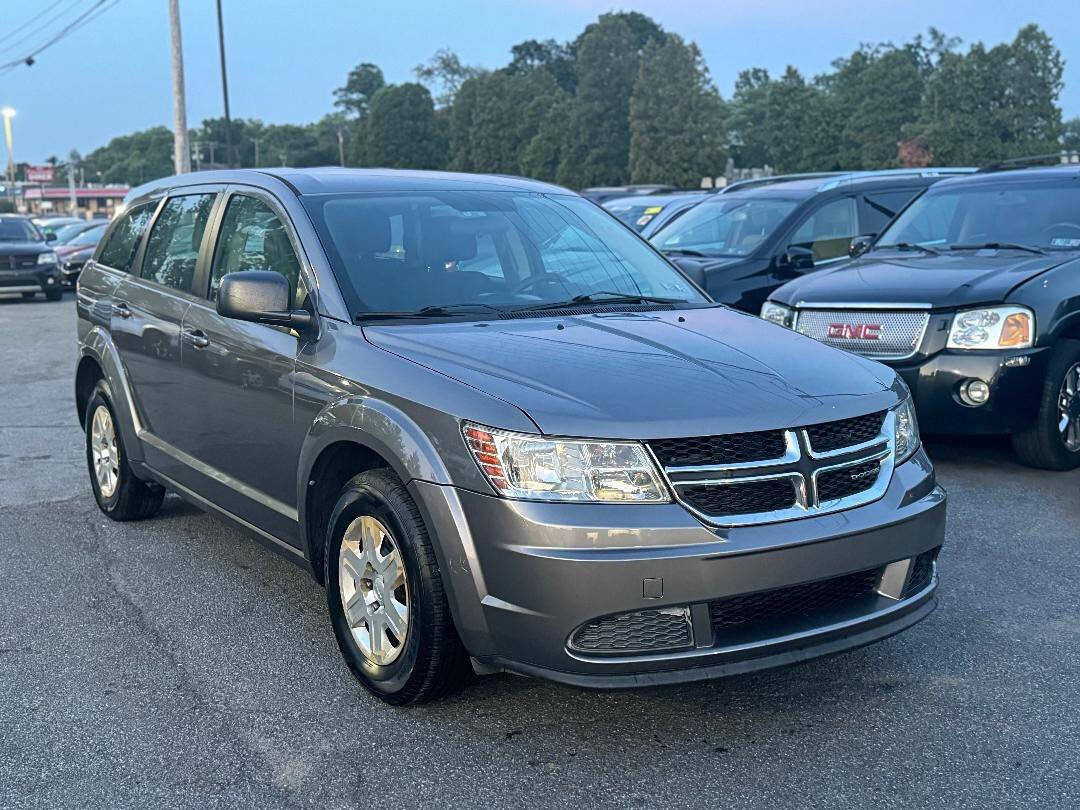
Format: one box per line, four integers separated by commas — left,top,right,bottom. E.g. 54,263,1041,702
0,215,109,298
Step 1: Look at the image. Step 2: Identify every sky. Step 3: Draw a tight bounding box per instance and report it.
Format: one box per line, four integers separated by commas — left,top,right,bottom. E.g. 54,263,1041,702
2,0,1078,166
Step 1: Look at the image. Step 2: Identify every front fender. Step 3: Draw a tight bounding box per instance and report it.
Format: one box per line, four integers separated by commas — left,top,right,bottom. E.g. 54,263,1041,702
80,326,145,465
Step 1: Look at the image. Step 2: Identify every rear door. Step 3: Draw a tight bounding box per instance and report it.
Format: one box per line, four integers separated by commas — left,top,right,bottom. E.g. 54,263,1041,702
178,188,312,544
110,190,221,484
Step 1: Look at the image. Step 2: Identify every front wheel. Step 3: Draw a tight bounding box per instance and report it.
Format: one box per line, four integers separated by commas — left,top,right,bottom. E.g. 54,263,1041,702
1011,340,1080,470
45,288,63,302
325,469,470,705
85,382,165,520
21,292,36,300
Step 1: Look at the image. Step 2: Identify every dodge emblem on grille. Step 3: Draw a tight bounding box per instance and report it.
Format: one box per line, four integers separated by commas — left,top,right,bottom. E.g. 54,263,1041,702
827,323,882,340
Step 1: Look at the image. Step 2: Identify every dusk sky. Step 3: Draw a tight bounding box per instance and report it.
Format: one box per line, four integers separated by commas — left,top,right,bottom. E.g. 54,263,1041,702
3,0,1078,166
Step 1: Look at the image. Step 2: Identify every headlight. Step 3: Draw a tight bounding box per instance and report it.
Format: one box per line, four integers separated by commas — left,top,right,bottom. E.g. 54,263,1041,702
463,423,670,503
37,251,58,265
760,301,794,328
893,398,920,463
947,306,1033,350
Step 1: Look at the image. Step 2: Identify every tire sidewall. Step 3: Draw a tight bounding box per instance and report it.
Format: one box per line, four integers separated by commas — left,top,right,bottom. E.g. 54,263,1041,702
1041,342,1080,468
325,480,426,697
85,383,125,513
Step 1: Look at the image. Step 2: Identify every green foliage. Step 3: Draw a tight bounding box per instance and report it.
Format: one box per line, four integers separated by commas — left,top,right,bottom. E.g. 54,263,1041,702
414,49,484,107
334,62,385,118
629,36,726,187
359,83,446,169
505,39,576,94
80,126,175,186
1064,117,1080,152
519,93,573,183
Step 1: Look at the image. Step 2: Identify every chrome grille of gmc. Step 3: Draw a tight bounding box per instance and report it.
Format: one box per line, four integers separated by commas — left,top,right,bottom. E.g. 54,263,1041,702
650,411,892,527
794,309,930,359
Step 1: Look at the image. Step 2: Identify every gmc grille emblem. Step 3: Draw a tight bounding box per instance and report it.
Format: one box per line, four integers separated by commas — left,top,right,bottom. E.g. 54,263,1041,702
828,323,882,340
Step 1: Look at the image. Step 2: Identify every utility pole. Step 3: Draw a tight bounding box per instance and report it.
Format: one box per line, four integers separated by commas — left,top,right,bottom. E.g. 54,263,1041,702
1,107,15,184
215,0,233,168
168,0,190,174
67,158,77,215
337,129,345,167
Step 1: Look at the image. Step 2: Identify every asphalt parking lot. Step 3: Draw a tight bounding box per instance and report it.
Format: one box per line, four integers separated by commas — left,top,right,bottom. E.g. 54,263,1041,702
2,294,1078,809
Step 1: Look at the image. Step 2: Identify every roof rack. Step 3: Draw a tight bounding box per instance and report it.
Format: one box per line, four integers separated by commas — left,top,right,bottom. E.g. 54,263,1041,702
714,172,843,194
816,167,975,190
978,152,1080,172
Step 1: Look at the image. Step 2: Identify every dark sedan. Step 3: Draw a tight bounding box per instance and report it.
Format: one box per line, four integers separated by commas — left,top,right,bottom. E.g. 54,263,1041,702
0,215,63,301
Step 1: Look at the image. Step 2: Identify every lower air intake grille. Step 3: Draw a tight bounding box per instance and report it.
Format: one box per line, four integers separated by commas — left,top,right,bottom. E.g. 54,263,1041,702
570,607,692,654
681,478,796,517
903,549,938,598
710,567,881,632
816,460,881,503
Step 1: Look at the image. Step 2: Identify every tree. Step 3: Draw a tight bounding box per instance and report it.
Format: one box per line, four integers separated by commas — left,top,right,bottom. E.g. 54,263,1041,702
334,63,385,119
505,38,576,94
557,14,664,187
359,83,446,169
628,35,726,186
414,48,483,107
519,93,573,183
80,127,175,186
1064,117,1080,152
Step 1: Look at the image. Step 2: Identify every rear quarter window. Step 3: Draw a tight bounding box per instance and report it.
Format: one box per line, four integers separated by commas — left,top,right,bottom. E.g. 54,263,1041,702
96,203,157,273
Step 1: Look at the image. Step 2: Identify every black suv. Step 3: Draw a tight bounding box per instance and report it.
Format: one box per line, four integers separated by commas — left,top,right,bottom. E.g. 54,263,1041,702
763,165,1080,470
651,169,972,314
0,214,63,300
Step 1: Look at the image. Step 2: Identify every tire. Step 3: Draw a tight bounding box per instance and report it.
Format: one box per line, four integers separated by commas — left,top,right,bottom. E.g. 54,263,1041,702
21,292,36,300
85,381,166,520
45,288,63,301
1011,339,1080,470
325,469,470,705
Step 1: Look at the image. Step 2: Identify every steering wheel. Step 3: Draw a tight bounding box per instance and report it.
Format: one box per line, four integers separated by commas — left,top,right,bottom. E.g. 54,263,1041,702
1039,222,1080,242
509,273,571,296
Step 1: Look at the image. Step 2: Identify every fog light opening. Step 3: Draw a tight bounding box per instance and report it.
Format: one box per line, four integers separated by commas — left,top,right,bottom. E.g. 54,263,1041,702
959,379,990,407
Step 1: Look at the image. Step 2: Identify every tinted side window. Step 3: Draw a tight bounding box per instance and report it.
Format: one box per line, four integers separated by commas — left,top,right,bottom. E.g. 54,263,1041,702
97,203,156,272
210,194,303,305
140,194,217,293
861,189,920,234
790,197,858,262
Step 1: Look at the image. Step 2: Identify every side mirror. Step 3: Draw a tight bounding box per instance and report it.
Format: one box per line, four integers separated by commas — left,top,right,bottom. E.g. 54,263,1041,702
217,270,314,332
782,246,815,271
45,232,57,242
849,234,875,258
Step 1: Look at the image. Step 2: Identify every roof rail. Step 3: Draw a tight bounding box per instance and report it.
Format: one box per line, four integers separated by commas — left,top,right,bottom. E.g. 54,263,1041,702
978,152,1080,172
816,167,975,190
713,172,844,194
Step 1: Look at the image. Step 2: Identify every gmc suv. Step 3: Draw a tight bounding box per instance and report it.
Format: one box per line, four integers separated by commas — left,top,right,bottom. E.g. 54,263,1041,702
75,169,945,704
762,165,1080,470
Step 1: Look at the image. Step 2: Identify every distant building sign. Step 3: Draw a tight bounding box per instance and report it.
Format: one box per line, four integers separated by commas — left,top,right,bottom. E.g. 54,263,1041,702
25,165,55,183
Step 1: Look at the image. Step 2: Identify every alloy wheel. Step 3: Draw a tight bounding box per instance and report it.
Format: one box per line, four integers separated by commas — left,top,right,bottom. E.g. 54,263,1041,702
90,405,120,498
338,515,410,665
1058,362,1080,452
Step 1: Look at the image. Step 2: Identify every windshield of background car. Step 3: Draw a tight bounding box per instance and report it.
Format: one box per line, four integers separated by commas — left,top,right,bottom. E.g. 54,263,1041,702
68,224,107,246
877,181,1080,251
302,191,705,315
0,219,42,242
651,197,799,256
54,222,94,243
603,201,665,232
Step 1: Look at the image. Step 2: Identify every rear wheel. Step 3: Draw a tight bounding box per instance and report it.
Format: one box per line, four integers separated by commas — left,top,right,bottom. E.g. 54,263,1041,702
1011,340,1080,470
325,469,470,705
85,382,165,520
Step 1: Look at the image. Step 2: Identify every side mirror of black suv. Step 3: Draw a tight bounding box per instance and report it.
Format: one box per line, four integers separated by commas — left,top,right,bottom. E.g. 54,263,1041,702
782,246,815,271
849,234,875,258
218,270,314,332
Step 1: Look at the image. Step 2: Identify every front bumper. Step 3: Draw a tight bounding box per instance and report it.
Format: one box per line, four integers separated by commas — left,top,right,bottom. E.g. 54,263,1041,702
893,347,1050,434
0,265,62,295
411,448,945,688
59,260,85,289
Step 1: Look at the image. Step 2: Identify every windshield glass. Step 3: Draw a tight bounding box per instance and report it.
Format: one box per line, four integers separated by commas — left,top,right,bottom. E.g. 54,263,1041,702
877,181,1080,251
302,191,705,316
0,218,42,243
54,222,93,243
603,201,666,232
68,224,106,246
651,197,799,256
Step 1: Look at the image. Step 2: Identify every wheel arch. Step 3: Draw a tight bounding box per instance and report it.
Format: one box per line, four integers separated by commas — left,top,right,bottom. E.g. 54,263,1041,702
76,329,145,465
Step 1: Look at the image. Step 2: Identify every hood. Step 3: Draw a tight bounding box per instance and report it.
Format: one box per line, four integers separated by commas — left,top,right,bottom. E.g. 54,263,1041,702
0,241,50,255
772,251,1073,309
363,308,903,439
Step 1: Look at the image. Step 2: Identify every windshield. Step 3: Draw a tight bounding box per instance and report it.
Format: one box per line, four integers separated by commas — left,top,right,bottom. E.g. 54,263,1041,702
68,224,106,246
0,219,42,243
877,181,1080,251
651,197,799,256
603,201,666,232
302,191,706,316
54,222,93,243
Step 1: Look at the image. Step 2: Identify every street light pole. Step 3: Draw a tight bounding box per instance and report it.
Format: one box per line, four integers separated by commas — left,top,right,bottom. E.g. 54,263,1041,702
1,107,16,184
215,0,234,168
168,0,191,174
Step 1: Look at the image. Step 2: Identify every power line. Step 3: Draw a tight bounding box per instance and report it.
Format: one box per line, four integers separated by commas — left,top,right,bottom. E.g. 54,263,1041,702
0,0,70,49
0,0,118,76
0,0,88,60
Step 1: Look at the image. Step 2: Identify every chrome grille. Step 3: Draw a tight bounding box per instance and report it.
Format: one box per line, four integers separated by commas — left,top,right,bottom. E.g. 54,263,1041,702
652,411,894,527
794,309,929,359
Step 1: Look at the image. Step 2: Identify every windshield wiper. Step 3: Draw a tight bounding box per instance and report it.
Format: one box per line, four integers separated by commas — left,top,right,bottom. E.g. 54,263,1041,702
661,248,708,257
949,242,1046,255
512,292,687,313
877,242,941,256
354,303,508,322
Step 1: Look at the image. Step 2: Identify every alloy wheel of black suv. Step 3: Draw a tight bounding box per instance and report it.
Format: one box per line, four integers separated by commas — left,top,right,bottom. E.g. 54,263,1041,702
1011,340,1080,470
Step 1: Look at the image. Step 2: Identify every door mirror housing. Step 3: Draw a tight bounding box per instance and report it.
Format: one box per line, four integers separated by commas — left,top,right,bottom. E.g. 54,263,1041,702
849,234,875,258
782,246,815,271
217,270,314,332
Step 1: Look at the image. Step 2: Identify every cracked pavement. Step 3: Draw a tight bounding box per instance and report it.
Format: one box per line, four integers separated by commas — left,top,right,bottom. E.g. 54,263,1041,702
1,295,1079,809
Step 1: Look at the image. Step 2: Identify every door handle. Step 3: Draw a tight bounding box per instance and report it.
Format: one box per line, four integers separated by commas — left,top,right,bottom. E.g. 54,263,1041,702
112,301,132,319
182,328,210,349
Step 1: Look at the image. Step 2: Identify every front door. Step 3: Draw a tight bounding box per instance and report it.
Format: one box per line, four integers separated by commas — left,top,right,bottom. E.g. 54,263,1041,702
179,190,310,544
110,192,218,483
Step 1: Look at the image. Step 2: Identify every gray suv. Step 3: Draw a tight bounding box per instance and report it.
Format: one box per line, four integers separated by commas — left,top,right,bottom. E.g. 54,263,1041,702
75,169,945,704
